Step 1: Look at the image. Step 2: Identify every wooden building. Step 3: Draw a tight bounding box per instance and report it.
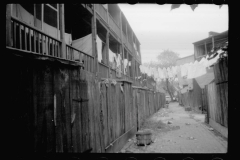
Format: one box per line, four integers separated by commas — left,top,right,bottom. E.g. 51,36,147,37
193,31,228,138
193,30,228,61
6,4,165,153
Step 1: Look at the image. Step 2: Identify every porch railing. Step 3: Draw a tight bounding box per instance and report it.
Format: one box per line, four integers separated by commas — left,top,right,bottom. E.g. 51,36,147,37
10,16,61,58
66,45,94,72
9,16,94,73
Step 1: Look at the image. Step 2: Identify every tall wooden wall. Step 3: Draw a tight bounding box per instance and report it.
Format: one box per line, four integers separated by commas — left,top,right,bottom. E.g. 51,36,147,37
8,50,165,153
207,57,228,128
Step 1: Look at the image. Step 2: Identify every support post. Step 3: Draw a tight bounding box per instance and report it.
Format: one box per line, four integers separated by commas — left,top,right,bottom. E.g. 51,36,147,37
205,42,207,55
106,31,110,78
6,4,12,46
92,4,98,75
212,36,215,50
59,4,66,59
120,11,125,78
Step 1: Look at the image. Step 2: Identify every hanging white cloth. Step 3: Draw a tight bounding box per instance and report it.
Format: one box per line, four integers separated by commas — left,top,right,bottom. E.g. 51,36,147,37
187,61,197,79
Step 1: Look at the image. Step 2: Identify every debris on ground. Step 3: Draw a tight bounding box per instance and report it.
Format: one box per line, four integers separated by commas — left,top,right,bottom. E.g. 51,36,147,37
187,136,196,140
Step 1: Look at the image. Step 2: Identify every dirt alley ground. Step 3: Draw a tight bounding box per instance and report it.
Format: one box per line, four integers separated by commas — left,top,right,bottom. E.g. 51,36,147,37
120,102,228,153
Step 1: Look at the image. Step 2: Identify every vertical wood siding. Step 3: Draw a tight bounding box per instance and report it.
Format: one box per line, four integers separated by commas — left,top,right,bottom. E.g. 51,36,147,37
9,52,166,153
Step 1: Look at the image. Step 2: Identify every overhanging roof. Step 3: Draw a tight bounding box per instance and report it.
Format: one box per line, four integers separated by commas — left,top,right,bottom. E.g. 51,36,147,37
193,30,228,45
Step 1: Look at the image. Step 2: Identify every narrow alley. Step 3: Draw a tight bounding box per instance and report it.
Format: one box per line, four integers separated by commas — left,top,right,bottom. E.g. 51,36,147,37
120,102,227,153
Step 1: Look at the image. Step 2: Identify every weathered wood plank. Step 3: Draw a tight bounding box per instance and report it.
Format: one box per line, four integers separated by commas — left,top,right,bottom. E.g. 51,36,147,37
62,69,72,152
54,67,63,152
70,69,80,152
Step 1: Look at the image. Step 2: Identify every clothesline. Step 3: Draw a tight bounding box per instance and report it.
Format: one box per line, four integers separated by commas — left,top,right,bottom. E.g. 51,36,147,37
139,42,227,92
139,45,226,82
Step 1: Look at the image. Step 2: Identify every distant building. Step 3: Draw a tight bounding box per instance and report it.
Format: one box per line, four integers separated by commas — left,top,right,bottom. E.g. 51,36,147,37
176,55,194,66
193,30,228,61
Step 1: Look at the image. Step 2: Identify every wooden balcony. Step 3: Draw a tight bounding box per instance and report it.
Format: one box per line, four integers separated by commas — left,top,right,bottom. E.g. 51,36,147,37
95,4,108,24
108,14,121,41
66,44,94,73
7,16,94,73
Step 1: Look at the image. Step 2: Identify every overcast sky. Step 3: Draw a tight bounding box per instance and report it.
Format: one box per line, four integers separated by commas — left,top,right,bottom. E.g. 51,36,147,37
118,4,228,64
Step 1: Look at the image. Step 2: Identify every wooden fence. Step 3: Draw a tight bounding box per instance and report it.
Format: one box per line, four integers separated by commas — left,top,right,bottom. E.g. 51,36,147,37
207,57,228,128
133,88,165,130
179,79,203,112
8,49,165,153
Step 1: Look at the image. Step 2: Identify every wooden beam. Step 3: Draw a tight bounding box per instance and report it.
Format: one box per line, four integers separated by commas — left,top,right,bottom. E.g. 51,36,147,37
92,4,98,74
106,31,110,78
41,4,44,30
6,4,12,46
205,42,207,55
212,36,215,49
59,4,66,59
119,11,125,78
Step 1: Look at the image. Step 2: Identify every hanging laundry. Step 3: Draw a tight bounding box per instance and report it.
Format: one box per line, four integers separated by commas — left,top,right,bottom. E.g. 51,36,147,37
195,61,207,78
187,61,197,79
208,52,220,67
186,62,194,79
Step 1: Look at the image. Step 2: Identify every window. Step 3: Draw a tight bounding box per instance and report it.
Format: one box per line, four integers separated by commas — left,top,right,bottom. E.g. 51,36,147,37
12,4,59,39
196,45,205,57
96,34,107,64
123,48,128,75
13,4,40,29
135,62,140,78
128,54,133,78
44,4,58,28
109,34,122,71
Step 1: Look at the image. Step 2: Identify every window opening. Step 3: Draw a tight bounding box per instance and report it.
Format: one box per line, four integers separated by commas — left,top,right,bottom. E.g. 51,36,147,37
109,34,122,72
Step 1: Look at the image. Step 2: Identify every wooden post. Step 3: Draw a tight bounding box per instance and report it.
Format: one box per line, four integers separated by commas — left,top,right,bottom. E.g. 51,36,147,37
119,11,124,78
212,37,214,50
205,42,207,55
59,4,66,59
92,4,98,74
106,31,110,78
6,4,12,46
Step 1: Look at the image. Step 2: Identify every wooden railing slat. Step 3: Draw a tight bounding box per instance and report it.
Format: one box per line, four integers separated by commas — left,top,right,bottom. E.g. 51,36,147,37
29,29,32,51
14,22,17,48
33,31,36,53
46,37,48,55
52,40,55,57
42,35,45,55
19,24,22,49
38,33,41,54
24,27,27,50
55,41,57,57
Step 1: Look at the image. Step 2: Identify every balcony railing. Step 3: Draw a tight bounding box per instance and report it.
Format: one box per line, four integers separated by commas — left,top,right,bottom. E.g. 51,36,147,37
66,45,94,73
8,16,94,73
10,16,61,58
